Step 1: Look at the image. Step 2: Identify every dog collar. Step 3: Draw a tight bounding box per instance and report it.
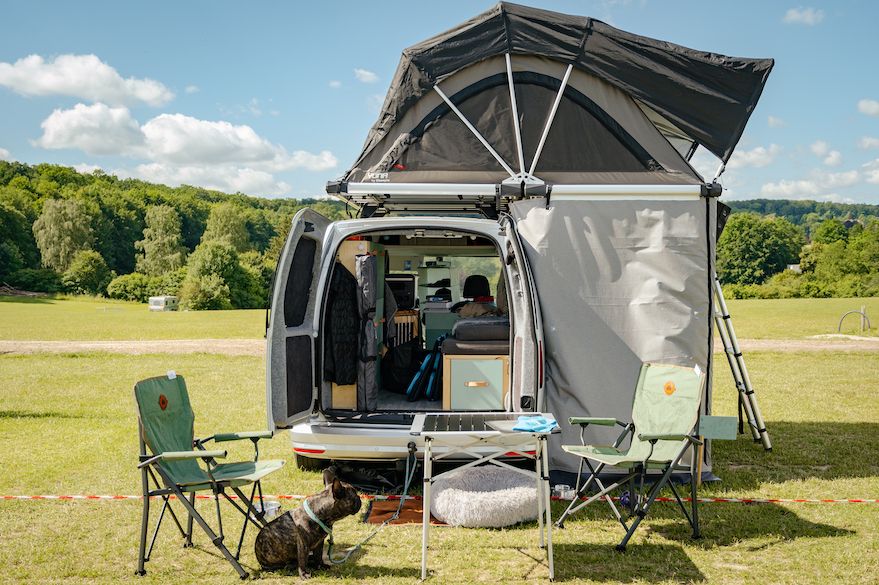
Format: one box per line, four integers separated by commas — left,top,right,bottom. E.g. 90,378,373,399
302,498,333,539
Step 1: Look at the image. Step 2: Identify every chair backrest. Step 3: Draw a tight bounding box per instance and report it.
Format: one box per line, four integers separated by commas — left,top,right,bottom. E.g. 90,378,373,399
626,363,706,462
134,375,206,485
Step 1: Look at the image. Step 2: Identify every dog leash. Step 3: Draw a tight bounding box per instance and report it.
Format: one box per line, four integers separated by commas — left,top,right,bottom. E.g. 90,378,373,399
313,443,418,565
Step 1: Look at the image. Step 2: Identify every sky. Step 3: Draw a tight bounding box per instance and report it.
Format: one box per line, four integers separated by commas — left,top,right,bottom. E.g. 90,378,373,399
1,1,879,204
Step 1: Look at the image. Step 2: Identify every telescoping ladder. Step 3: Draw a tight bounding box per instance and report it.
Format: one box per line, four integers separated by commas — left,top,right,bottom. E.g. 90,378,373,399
713,274,772,451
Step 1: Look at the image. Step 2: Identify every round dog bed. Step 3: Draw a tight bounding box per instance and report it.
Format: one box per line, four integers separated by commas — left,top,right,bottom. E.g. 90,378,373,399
430,466,537,528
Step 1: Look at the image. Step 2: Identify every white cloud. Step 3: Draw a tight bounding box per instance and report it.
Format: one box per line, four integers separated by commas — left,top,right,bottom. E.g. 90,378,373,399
120,163,292,196
782,7,824,26
767,115,785,128
863,159,879,184
72,163,101,174
35,103,145,155
859,136,879,149
184,85,199,94
823,150,842,167
0,54,173,106
761,169,859,197
354,68,378,83
34,103,337,196
816,193,855,204
858,99,879,116
727,144,780,169
810,140,829,156
0,147,9,161
328,80,342,89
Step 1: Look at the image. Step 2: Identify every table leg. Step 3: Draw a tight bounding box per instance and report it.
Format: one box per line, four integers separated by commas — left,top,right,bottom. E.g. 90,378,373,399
535,437,544,548
542,435,554,581
421,437,432,581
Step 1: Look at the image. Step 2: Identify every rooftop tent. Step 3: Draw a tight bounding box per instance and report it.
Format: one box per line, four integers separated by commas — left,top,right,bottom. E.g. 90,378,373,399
329,2,773,210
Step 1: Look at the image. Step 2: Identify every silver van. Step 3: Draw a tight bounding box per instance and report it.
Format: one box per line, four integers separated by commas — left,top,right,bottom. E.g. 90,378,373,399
264,3,772,472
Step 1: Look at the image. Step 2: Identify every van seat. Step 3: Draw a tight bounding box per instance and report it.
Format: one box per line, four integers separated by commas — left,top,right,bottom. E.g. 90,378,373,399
443,317,510,355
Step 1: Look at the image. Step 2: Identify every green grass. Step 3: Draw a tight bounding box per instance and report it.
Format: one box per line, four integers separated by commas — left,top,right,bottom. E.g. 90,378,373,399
725,296,879,339
1,350,877,584
2,295,877,342
0,295,264,340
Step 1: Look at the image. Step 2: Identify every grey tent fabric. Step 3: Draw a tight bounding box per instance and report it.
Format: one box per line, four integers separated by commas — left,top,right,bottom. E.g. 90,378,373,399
346,1,772,184
356,255,379,411
509,198,712,471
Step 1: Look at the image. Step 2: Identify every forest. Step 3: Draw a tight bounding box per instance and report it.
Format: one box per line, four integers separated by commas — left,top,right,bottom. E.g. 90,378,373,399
1,161,878,307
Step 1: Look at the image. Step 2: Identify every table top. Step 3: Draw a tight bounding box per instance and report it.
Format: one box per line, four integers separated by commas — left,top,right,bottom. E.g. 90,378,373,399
410,412,558,436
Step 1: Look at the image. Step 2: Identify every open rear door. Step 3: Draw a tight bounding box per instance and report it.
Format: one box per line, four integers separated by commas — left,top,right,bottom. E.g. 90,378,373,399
266,209,332,430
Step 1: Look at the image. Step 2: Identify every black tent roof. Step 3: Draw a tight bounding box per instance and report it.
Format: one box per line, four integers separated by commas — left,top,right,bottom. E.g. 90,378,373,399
348,2,773,179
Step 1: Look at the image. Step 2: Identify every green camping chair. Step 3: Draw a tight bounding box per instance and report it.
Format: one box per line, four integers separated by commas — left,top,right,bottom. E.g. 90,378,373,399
134,373,285,578
555,363,707,551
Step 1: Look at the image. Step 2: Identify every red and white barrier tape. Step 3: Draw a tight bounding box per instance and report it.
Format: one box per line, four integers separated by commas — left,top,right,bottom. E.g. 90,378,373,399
2,494,877,504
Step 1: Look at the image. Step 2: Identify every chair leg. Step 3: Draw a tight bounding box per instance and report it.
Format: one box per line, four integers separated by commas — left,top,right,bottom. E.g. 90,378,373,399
556,460,606,528
136,470,150,576
234,482,260,560
184,492,195,548
616,464,678,552
691,469,701,539
173,485,248,579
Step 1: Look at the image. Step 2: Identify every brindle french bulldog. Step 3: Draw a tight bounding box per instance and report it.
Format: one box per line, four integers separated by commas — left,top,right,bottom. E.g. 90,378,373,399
254,468,361,578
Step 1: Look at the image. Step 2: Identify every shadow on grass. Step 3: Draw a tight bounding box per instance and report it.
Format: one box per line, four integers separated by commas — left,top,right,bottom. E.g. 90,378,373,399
710,421,879,489
550,542,704,582
0,409,85,419
0,295,56,304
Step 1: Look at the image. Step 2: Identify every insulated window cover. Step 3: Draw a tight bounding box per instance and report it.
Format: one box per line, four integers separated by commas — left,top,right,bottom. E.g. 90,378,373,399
284,237,317,327
286,336,313,417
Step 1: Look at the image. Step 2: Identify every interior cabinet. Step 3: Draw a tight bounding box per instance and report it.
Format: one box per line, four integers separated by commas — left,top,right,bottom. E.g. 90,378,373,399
442,354,509,410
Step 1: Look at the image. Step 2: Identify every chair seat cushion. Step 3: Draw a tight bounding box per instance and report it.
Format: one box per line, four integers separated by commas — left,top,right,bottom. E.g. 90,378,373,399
451,317,510,341
430,466,537,528
562,445,670,469
441,337,510,355
179,459,285,490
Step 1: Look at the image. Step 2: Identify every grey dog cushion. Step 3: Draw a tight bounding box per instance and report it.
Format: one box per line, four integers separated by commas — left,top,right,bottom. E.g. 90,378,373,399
451,317,510,341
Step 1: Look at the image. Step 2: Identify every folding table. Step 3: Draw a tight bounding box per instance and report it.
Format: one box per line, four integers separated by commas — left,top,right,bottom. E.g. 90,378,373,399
410,412,557,581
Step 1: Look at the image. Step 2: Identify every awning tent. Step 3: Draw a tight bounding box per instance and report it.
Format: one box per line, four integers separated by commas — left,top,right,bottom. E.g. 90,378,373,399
331,1,773,203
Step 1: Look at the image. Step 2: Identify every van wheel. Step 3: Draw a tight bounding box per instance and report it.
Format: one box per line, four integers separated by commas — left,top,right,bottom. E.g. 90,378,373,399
294,453,330,472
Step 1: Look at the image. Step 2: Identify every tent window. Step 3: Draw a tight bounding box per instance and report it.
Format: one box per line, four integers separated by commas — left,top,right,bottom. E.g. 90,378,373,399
397,72,659,174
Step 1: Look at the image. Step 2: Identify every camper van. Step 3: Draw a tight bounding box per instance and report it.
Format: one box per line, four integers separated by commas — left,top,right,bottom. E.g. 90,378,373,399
265,3,773,472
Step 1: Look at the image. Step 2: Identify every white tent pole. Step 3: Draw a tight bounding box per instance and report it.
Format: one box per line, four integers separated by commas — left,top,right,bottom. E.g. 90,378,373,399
433,84,518,180
505,53,526,176
528,63,573,176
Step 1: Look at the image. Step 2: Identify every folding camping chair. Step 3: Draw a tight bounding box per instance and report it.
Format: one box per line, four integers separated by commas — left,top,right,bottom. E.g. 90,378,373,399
134,373,285,578
555,363,707,551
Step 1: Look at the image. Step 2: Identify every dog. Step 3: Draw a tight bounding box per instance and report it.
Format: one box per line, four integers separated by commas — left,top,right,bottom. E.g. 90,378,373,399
254,468,362,578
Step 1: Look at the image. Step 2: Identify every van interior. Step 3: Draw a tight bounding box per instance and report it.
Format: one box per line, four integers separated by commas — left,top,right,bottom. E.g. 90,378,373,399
321,229,510,414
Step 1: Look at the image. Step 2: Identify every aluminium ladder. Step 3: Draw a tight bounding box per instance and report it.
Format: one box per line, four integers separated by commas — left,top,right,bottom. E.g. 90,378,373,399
713,273,772,451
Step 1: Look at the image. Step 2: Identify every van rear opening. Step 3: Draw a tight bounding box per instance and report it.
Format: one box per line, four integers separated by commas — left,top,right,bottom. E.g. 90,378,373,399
320,229,513,416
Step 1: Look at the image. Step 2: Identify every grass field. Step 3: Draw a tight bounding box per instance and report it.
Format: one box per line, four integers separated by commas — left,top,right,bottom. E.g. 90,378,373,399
0,296,264,341
1,295,877,341
0,297,877,583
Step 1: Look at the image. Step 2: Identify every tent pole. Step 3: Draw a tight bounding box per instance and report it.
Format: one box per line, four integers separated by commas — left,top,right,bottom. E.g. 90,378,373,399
433,84,518,180
505,53,526,176
528,64,573,176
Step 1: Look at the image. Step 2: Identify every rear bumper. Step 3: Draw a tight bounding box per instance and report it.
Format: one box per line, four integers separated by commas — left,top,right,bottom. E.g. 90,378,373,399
289,420,536,462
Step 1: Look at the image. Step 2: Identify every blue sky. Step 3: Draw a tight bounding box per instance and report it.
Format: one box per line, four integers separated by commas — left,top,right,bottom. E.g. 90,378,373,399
1,1,878,204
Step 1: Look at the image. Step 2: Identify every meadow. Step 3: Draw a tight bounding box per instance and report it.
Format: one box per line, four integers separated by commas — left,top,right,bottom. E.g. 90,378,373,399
0,296,877,583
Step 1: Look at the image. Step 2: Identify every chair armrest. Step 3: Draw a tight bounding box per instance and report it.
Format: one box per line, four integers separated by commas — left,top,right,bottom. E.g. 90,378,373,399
212,430,273,443
569,417,619,426
638,433,703,445
138,450,226,468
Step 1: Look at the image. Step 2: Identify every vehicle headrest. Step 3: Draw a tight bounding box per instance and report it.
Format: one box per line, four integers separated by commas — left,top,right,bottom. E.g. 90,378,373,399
462,275,490,298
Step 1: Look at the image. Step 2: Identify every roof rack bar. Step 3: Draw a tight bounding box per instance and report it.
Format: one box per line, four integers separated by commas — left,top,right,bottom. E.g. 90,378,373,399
341,182,702,198
433,84,518,180
529,63,573,176
345,182,497,196
505,53,526,176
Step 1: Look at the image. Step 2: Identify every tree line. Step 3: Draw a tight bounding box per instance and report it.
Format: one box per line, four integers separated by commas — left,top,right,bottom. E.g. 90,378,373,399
0,161,346,309
2,161,878,306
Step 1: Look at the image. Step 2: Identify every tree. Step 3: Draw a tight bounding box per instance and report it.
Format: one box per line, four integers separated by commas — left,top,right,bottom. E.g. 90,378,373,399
135,205,187,276
812,219,848,244
717,213,805,285
180,241,261,309
201,202,251,252
0,201,39,278
32,199,94,272
62,250,112,295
